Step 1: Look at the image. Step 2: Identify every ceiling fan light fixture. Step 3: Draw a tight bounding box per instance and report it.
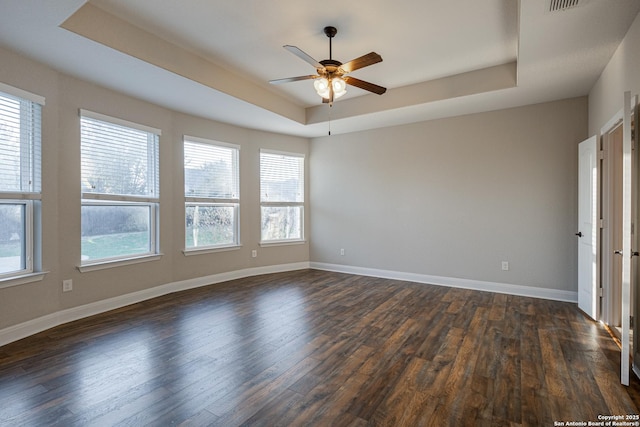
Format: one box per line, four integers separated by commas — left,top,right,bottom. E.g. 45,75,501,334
314,77,330,99
332,77,347,99
314,77,347,100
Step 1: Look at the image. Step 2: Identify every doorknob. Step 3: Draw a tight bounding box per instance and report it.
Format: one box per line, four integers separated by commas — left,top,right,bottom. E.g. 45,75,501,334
614,250,639,257
575,232,583,237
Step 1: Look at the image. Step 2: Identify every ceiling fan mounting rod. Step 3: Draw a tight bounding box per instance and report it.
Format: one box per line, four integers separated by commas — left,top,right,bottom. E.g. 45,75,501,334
324,26,337,60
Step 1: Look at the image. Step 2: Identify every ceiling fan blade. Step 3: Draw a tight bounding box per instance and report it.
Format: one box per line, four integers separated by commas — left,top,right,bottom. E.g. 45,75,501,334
338,52,382,74
283,45,324,69
343,76,387,95
269,75,317,85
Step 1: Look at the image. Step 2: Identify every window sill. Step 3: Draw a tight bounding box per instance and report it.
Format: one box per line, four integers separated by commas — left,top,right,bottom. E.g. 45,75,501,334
259,240,307,247
77,254,163,273
0,271,48,289
183,245,242,256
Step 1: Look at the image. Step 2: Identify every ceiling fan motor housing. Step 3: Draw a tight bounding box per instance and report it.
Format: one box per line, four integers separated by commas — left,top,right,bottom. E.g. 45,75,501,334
319,59,342,75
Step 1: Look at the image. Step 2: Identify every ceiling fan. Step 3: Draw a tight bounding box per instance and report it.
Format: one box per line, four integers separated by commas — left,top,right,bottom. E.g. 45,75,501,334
269,26,387,105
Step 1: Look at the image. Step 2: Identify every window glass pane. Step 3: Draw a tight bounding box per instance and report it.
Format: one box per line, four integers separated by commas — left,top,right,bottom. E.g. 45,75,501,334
186,204,237,248
0,203,25,274
81,116,159,197
261,206,302,241
81,204,151,261
260,152,303,203
184,141,238,199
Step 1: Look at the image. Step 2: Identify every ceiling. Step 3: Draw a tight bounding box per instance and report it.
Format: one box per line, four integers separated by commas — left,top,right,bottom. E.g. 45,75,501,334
0,0,639,137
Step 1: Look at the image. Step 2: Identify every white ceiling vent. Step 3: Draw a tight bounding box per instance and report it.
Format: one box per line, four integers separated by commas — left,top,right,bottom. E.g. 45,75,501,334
546,0,591,13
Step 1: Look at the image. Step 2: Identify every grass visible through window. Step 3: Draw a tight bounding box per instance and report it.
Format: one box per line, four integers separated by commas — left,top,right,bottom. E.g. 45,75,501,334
81,231,149,261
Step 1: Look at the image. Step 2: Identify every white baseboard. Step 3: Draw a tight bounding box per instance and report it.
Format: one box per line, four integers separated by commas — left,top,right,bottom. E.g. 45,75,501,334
0,262,310,347
310,262,578,303
0,261,577,348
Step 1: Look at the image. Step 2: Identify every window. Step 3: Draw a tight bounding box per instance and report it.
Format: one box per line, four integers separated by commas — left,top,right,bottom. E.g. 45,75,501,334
80,110,160,265
0,83,43,281
184,136,240,251
260,150,304,243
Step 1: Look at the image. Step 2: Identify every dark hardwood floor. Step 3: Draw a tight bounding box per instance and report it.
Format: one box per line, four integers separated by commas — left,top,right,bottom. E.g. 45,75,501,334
1,269,639,426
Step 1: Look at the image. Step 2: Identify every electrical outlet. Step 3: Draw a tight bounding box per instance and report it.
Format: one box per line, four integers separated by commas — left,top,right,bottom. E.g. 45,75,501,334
251,250,257,258
340,248,345,256
501,261,509,271
62,279,73,292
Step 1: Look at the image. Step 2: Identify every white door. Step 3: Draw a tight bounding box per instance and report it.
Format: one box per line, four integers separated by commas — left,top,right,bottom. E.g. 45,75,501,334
578,135,598,320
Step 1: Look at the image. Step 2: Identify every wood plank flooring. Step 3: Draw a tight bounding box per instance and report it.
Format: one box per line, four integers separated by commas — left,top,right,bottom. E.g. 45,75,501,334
0,269,639,426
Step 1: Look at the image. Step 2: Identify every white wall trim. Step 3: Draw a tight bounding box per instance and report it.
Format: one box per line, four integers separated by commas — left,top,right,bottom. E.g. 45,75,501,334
310,262,578,303
1,261,577,348
0,262,310,347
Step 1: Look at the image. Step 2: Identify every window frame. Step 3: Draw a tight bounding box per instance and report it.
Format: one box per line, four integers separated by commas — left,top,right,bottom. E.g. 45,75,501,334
259,149,305,245
0,83,45,285
79,109,161,269
183,136,240,253
80,199,159,262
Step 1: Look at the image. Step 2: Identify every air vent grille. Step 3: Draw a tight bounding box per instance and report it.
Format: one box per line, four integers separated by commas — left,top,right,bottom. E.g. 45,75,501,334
548,0,581,12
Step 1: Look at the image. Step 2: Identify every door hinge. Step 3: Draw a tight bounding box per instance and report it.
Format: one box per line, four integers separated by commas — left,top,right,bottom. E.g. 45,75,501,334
631,315,635,328
598,150,605,160
598,287,604,297
599,219,605,229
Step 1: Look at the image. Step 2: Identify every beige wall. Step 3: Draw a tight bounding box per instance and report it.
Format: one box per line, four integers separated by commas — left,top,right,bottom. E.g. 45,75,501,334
310,98,588,292
0,46,310,329
589,11,640,135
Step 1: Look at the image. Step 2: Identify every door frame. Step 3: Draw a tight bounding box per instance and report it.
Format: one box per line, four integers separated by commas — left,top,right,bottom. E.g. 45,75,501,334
601,118,623,331
598,92,638,385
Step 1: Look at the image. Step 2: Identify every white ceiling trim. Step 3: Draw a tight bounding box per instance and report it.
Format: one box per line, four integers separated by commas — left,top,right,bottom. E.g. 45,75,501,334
61,3,305,125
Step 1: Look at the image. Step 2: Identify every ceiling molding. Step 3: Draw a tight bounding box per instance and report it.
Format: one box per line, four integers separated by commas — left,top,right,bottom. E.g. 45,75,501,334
61,2,306,125
306,62,517,125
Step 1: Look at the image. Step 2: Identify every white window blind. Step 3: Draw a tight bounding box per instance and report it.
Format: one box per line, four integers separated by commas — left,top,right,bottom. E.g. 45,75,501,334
184,138,239,200
81,114,159,199
0,92,42,194
260,151,304,203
